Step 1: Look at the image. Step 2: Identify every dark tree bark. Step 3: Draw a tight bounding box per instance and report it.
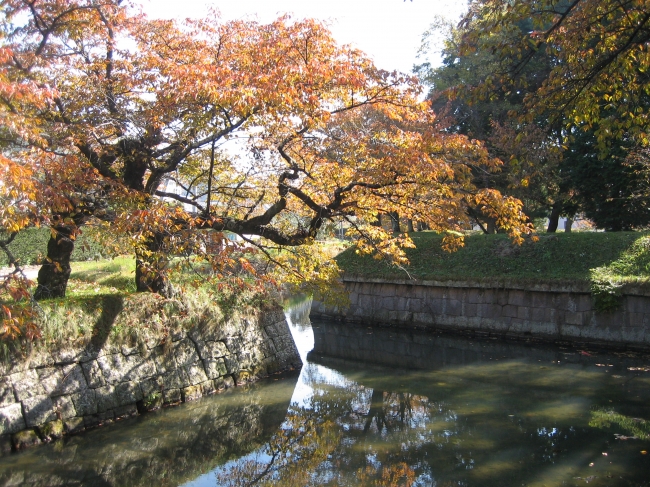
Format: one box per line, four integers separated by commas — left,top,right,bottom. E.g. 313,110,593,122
389,211,401,234
34,222,77,300
564,217,574,233
486,217,498,234
407,219,415,233
371,213,383,227
547,203,562,233
135,231,174,297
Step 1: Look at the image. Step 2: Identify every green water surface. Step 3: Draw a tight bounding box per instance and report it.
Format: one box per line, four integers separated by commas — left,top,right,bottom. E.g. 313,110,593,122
0,297,648,487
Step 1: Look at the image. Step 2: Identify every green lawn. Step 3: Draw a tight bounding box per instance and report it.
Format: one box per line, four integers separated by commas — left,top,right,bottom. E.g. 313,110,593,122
336,232,650,285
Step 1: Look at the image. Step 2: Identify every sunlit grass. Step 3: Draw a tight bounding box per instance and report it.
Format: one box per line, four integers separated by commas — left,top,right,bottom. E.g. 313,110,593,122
67,256,136,296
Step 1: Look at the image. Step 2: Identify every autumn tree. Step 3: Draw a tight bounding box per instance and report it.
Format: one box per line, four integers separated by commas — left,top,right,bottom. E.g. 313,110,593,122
457,0,650,150
419,0,650,231
1,0,533,335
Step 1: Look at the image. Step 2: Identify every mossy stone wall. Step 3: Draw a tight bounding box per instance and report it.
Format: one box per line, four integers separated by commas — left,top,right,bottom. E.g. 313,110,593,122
0,304,301,452
311,277,650,350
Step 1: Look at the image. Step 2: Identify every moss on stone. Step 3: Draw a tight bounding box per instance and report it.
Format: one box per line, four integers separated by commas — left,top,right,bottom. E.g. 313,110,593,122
39,419,64,440
12,429,41,449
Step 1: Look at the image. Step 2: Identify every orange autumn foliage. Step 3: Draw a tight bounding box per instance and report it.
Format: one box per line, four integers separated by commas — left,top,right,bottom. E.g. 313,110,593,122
1,0,534,340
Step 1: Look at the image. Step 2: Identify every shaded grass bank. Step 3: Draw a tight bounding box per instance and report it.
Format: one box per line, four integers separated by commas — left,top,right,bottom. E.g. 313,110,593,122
337,232,650,284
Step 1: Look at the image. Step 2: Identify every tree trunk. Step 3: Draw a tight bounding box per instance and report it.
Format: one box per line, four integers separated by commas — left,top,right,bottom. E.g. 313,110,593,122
135,232,173,297
371,213,382,227
486,217,498,234
407,219,415,233
34,223,77,300
389,211,401,234
564,217,574,233
547,203,562,233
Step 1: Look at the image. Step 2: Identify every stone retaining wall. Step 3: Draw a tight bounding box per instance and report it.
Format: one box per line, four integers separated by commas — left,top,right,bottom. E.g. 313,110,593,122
0,306,301,452
311,277,650,349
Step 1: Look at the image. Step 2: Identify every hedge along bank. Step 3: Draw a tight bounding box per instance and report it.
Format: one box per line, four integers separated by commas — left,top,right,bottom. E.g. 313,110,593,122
311,277,650,351
0,292,301,452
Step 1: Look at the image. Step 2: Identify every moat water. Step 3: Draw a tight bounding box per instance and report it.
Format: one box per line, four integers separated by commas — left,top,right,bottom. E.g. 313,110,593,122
0,297,649,486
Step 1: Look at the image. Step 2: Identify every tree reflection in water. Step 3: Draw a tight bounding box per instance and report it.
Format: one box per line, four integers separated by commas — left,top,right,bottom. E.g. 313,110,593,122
218,380,435,487
216,355,650,487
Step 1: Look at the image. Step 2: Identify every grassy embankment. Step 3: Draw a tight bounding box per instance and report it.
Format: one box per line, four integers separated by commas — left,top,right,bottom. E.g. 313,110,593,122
5,231,650,354
336,232,650,310
2,255,271,358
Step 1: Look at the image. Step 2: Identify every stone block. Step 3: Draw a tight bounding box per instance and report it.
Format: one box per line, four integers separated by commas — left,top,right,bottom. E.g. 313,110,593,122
467,289,481,304
427,299,444,315
544,308,557,322
379,296,395,310
142,391,163,411
567,296,578,312
183,362,209,386
0,403,25,435
517,306,530,320
496,290,510,306
0,378,15,408
163,388,181,404
408,298,423,313
531,307,546,323
476,303,489,318
357,294,374,310
182,385,203,402
160,369,184,390
71,389,97,416
121,343,140,356
629,312,645,327
83,412,111,429
115,382,142,407
61,365,88,394
223,376,235,389
140,376,164,398
484,289,499,304
238,351,254,370
412,286,427,299
113,404,137,418
576,294,593,312
201,380,216,395
64,417,85,434
82,360,106,388
487,304,503,319
172,338,201,367
565,311,584,326
195,340,229,360
223,336,243,356
532,293,549,308
503,305,518,318
445,288,460,301
413,312,434,325
22,395,56,427
151,347,176,376
508,290,527,307
95,385,117,413
52,395,76,420
97,352,156,384
52,347,85,365
264,323,280,338
10,369,46,400
36,367,62,396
